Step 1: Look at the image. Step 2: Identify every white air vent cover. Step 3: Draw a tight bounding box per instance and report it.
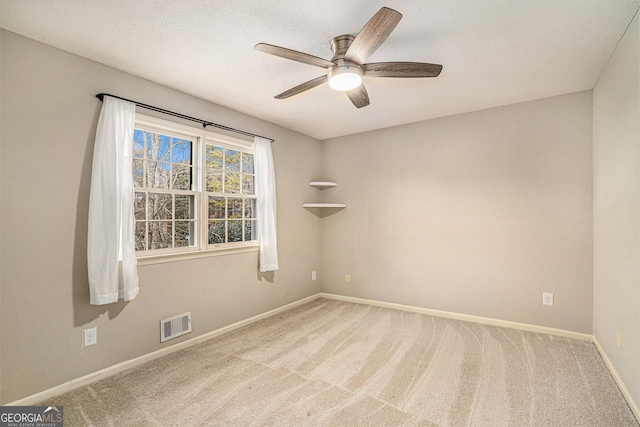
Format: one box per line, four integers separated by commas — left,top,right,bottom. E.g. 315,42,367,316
160,312,192,343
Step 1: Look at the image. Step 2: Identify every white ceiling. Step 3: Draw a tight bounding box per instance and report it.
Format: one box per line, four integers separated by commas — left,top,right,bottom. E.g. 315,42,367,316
1,1,638,140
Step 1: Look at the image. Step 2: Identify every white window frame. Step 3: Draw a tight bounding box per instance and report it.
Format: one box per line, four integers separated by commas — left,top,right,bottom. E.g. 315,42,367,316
134,114,259,265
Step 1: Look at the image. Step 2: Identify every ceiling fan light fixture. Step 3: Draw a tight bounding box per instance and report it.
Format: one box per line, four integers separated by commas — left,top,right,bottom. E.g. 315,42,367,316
256,8,442,107
328,65,363,91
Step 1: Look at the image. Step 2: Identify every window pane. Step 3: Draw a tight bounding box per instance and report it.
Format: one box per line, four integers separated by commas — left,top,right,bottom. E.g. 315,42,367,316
225,149,241,172
208,220,225,244
244,220,256,241
175,195,193,220
241,179,253,195
172,140,191,164
146,161,170,189
144,131,158,157
242,153,254,174
244,198,255,219
225,172,240,193
228,198,243,219
133,130,145,158
148,193,173,220
206,145,223,169
135,222,146,251
158,136,171,162
208,197,225,219
133,159,144,187
148,221,173,250
175,221,191,248
134,192,146,220
142,131,154,158
206,169,223,192
242,174,254,195
228,220,243,242
172,165,192,190
145,133,170,162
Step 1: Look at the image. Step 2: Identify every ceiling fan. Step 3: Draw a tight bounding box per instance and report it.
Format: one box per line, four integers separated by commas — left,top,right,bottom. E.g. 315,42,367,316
255,7,442,108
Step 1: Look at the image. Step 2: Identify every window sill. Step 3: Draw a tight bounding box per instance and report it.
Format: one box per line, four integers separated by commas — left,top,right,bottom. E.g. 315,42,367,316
137,244,260,266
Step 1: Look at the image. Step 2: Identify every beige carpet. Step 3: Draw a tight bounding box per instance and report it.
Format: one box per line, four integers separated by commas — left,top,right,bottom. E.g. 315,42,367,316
41,298,638,426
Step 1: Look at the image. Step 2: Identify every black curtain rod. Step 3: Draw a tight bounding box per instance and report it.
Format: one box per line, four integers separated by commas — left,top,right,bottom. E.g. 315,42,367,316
96,93,274,143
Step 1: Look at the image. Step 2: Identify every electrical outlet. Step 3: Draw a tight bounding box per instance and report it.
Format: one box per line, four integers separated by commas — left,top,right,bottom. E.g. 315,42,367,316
83,327,97,347
312,271,317,281
617,330,621,349
345,274,351,283
543,292,554,306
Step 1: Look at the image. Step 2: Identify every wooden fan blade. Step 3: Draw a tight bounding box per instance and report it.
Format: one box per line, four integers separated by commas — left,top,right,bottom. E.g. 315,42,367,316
255,43,335,69
275,75,327,99
346,84,370,108
363,62,443,77
344,7,402,65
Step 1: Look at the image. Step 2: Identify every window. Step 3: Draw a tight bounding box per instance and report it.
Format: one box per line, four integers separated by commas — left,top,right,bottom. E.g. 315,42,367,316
205,143,257,245
133,129,195,251
132,115,258,259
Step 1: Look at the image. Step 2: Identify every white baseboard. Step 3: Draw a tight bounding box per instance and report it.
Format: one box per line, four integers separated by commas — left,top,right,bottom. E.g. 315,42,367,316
5,294,320,406
319,293,592,341
8,291,636,424
592,336,640,422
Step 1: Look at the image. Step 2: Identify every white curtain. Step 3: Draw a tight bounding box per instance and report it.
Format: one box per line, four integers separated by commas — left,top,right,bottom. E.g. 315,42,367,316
87,96,139,304
254,136,279,272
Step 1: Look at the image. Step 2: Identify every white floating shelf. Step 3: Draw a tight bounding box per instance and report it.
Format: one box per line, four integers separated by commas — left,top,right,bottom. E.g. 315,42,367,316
302,203,347,208
309,181,338,189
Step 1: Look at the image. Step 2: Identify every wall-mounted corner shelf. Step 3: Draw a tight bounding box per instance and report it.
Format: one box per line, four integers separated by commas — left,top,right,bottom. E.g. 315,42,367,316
309,181,338,189
304,180,345,214
302,203,347,208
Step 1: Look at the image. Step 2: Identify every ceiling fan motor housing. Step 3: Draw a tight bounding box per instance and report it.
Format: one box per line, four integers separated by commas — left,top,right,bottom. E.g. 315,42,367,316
330,34,356,60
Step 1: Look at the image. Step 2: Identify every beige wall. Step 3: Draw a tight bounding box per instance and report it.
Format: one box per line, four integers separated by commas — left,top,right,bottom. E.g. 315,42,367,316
593,12,640,409
321,91,594,333
0,30,322,404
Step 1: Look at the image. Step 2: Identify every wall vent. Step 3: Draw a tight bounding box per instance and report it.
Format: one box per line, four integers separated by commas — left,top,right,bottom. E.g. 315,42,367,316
160,312,192,343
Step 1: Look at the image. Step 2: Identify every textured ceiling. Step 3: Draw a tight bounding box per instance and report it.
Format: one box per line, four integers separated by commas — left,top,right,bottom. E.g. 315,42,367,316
1,0,638,140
